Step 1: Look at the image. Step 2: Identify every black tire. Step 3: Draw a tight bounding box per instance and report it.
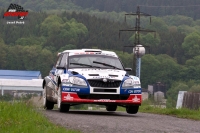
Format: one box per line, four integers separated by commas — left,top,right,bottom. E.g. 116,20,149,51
106,105,117,111
59,104,70,112
46,100,54,110
126,106,139,114
43,85,54,110
57,84,70,112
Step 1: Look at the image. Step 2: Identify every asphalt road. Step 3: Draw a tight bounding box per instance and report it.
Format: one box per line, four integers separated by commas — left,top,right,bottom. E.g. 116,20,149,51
43,110,200,133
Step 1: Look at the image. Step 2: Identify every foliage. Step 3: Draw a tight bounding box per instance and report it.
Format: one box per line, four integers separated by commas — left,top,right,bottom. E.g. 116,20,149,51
0,94,13,101
166,80,200,108
129,33,160,47
72,0,200,20
166,82,189,108
0,39,6,68
162,15,193,26
182,32,200,59
0,101,80,133
188,85,200,93
141,54,181,87
0,93,39,101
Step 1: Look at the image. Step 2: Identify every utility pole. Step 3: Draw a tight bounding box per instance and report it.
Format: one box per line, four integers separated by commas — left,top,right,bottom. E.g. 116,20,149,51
119,6,156,79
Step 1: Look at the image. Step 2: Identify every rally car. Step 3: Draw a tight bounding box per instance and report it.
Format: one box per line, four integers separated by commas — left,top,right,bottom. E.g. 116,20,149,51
42,49,142,114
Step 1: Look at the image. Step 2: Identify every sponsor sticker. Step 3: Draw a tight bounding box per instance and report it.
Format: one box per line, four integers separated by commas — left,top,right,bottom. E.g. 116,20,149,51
71,88,80,92
62,83,72,86
94,99,116,102
134,90,141,93
128,90,141,94
63,88,71,91
63,93,73,100
132,95,140,102
93,76,114,79
63,88,80,92
128,90,134,93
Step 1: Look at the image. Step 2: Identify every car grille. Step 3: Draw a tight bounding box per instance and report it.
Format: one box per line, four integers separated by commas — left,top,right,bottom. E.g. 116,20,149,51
87,79,121,88
78,94,129,100
93,88,117,93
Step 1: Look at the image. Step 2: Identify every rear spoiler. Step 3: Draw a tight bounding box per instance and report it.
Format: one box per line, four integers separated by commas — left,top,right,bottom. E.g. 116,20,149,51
82,49,102,53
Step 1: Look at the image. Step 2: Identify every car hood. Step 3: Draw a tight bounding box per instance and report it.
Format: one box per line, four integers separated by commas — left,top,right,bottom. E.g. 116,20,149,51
68,68,126,81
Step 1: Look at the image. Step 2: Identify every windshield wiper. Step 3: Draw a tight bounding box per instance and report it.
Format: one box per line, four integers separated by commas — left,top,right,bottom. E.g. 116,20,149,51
70,63,101,68
93,61,121,70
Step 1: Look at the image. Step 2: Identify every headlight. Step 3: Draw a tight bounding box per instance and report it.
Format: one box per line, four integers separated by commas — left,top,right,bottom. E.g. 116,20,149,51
69,77,87,86
122,78,134,87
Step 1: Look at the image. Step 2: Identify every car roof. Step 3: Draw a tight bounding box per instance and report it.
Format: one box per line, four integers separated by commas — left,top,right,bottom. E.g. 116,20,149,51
61,49,118,57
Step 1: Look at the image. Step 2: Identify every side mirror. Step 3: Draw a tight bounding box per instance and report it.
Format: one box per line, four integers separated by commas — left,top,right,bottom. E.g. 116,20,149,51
125,68,132,71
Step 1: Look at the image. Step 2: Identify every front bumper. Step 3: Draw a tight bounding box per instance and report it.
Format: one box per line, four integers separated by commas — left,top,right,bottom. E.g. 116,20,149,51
61,92,142,105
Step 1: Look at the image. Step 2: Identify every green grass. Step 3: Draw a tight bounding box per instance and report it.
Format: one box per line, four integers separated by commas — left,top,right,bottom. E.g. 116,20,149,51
0,101,80,133
139,100,200,120
117,100,200,120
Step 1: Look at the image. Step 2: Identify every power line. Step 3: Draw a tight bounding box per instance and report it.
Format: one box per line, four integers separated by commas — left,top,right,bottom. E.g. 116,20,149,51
139,5,200,8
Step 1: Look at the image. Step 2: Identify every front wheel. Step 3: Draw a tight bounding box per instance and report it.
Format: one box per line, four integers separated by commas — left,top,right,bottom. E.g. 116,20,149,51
57,84,70,112
126,106,139,114
43,85,54,110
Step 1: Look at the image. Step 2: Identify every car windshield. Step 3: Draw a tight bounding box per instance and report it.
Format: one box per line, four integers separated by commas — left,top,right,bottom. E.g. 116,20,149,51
68,55,124,70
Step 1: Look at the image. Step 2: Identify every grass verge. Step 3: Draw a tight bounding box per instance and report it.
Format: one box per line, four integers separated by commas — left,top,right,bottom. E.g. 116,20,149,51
0,101,80,133
117,100,200,120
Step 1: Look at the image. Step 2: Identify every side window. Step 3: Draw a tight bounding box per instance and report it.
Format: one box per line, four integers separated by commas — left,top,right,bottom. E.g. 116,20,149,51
60,53,68,67
55,54,63,67
66,53,68,67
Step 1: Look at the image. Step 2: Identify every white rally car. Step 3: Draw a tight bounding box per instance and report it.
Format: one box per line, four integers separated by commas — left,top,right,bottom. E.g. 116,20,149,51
42,49,142,114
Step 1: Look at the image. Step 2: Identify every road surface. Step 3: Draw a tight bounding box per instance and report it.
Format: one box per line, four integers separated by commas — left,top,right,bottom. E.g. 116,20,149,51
43,110,200,133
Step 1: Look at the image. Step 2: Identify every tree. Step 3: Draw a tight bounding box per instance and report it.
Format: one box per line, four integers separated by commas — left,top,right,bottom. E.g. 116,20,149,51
141,54,182,88
129,33,160,47
146,17,168,33
177,25,198,35
182,32,200,58
15,36,46,46
141,54,161,87
0,37,7,68
40,15,88,50
188,85,200,93
36,48,55,77
58,44,77,52
162,15,193,26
